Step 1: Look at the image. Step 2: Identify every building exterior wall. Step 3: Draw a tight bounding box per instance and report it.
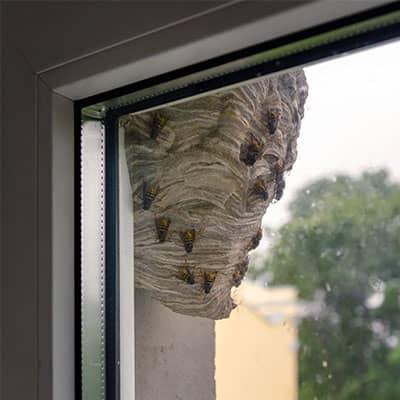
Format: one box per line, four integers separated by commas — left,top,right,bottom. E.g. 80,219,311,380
215,286,298,400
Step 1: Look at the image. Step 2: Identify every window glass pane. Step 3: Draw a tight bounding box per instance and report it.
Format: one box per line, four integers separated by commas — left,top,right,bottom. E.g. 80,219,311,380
79,11,400,396
115,39,400,400
117,65,307,399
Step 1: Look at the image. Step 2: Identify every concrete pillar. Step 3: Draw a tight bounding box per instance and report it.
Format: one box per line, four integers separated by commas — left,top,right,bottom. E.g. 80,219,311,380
135,289,215,400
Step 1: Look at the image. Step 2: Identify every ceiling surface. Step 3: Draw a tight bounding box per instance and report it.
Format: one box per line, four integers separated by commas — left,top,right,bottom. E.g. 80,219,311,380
3,1,314,73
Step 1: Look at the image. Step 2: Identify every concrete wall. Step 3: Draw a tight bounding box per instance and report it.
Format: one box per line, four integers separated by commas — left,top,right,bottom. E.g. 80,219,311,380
136,289,215,400
118,123,216,399
1,35,41,400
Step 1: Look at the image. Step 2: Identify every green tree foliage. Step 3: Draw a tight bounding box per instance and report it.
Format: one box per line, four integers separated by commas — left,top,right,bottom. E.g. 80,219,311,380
255,170,400,399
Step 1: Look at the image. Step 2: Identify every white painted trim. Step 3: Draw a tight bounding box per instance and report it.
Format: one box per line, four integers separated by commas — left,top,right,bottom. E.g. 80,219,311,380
51,93,75,400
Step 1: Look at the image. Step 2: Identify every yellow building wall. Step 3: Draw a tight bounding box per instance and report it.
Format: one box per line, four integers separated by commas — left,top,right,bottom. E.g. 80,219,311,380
215,285,298,400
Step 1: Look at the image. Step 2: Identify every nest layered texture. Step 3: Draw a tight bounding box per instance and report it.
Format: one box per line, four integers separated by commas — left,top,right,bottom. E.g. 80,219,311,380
122,70,308,319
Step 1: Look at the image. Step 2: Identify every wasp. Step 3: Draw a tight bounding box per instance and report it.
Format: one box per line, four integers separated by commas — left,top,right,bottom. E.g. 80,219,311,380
273,158,285,200
273,157,285,173
274,172,286,201
266,106,282,134
142,182,158,210
247,228,262,251
232,270,243,287
238,258,249,275
176,265,195,285
155,216,171,242
203,270,217,294
239,134,264,166
252,177,269,201
232,259,249,287
180,229,196,253
268,158,286,201
150,112,168,139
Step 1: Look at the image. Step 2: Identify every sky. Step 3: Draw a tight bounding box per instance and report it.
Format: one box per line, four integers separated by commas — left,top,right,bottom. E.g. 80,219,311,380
261,39,400,231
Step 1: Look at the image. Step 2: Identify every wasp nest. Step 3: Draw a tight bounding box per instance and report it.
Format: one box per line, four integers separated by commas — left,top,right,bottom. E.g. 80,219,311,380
121,70,308,319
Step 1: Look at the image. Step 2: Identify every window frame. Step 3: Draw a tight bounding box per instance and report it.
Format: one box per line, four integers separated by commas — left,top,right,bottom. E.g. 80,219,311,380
74,3,400,400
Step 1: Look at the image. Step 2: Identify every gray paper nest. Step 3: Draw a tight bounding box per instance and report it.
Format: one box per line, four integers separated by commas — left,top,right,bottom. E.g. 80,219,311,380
121,70,308,319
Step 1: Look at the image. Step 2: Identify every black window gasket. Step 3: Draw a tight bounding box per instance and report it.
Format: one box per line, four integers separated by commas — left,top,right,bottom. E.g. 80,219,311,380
78,2,400,117
75,3,400,400
104,115,120,400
